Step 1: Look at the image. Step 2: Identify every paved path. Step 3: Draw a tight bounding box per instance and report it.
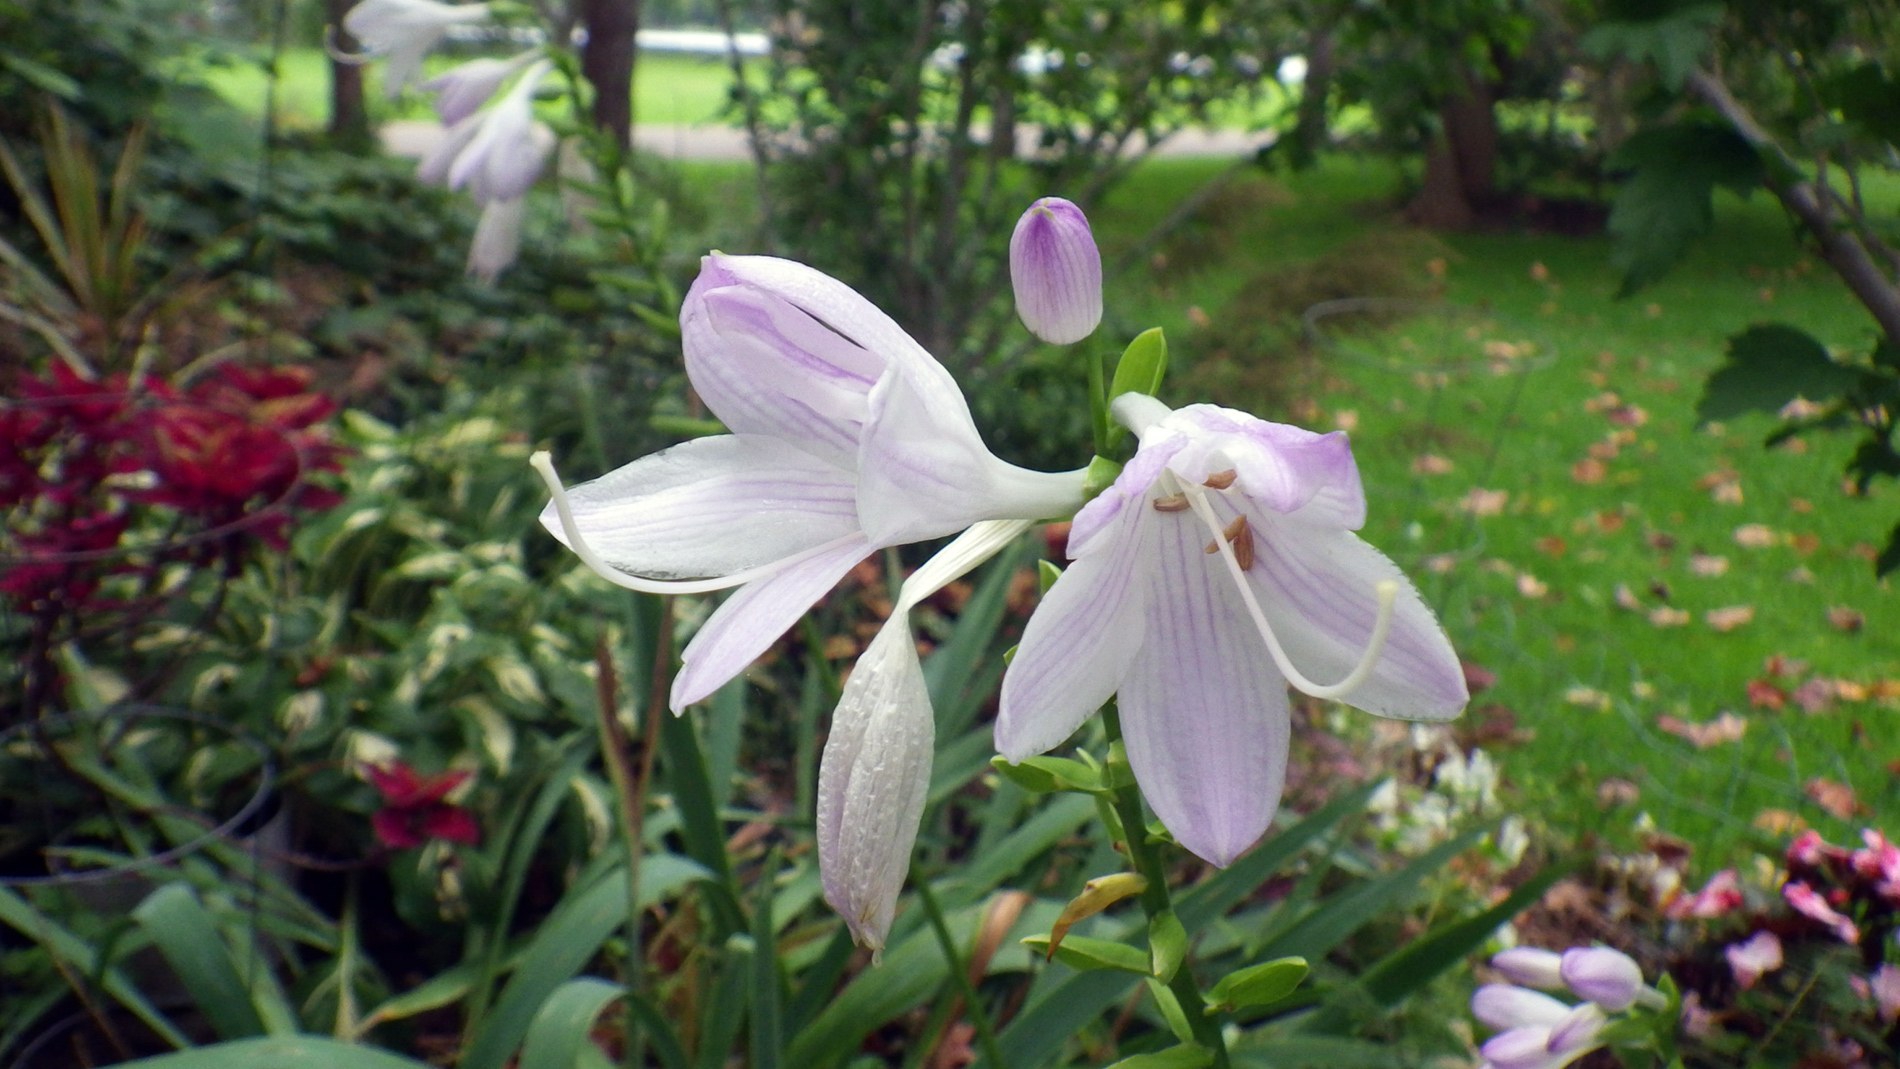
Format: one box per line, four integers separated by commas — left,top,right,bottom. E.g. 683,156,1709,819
381,120,1275,162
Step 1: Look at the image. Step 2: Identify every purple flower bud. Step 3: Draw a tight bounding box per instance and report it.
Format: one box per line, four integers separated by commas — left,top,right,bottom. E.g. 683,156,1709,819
1479,1026,1558,1069
1491,947,1565,990
1472,984,1570,1031
1560,946,1644,1011
1009,197,1102,345
1547,1002,1607,1053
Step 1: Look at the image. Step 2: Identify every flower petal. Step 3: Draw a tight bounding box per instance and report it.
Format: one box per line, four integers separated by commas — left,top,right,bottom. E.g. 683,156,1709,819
468,197,527,282
682,264,882,469
1242,511,1468,720
670,534,872,709
856,369,1086,545
538,435,860,581
1161,405,1366,527
817,617,934,953
996,497,1148,760
1472,984,1573,1030
1118,506,1291,867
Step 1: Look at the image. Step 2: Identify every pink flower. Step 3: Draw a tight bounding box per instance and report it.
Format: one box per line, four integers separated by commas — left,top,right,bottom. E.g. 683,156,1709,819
1724,931,1783,989
1783,881,1859,943
367,762,481,849
1872,964,1900,1024
1667,868,1743,919
1852,829,1900,890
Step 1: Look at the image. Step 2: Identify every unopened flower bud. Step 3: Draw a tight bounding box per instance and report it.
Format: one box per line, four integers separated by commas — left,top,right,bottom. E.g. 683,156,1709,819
1471,984,1570,1030
1547,1002,1607,1053
1491,947,1565,990
1480,1026,1558,1069
1561,946,1644,1011
1009,197,1102,345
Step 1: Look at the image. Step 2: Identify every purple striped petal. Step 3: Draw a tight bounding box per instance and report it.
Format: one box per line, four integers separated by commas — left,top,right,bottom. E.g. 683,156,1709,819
995,495,1149,760
536,435,859,580
1010,198,1102,345
817,618,934,952
1067,435,1185,555
1241,510,1468,720
671,535,872,709
1160,405,1365,526
1472,984,1573,1030
1118,501,1291,867
682,266,883,470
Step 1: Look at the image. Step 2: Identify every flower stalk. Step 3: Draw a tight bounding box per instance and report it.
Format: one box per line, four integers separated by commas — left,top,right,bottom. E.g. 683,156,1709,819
1101,703,1232,1069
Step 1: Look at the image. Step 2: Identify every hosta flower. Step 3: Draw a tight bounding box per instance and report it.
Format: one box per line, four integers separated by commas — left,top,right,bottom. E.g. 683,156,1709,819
422,49,543,125
341,0,492,98
818,520,1031,955
534,254,1086,711
1473,945,1666,1069
997,393,1466,865
1009,197,1102,345
418,59,556,205
1560,946,1646,1012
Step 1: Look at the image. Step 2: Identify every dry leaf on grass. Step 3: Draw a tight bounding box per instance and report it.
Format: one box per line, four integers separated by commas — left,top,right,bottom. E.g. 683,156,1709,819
1572,458,1608,484
1615,583,1644,611
1827,606,1865,632
1805,778,1862,820
1658,712,1748,748
1706,605,1755,632
1517,573,1549,598
1536,536,1567,558
1565,686,1612,710
1689,554,1729,577
1412,453,1454,475
1649,607,1690,627
1460,488,1510,516
1754,809,1807,835
1791,679,1835,714
1746,679,1787,710
1733,524,1776,548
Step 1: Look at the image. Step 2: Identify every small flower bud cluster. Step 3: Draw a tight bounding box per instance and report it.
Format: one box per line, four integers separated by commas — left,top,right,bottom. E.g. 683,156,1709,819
1474,946,1665,1069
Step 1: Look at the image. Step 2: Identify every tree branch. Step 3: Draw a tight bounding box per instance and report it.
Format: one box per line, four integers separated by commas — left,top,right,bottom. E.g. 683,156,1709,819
1687,67,1900,343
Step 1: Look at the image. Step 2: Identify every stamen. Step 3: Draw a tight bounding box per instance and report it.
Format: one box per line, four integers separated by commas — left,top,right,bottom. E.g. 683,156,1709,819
530,450,860,595
1151,493,1190,512
1162,469,1400,701
1202,469,1237,489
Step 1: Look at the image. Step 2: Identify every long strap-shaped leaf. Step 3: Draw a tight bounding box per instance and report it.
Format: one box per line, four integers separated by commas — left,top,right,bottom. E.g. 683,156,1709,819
131,884,270,1042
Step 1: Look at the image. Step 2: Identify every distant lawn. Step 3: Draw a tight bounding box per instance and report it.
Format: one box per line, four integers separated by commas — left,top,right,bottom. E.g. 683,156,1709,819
1088,156,1898,870
199,47,744,129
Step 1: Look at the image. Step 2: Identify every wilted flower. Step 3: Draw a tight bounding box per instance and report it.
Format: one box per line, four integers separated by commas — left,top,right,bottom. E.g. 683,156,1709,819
817,520,1030,955
534,254,1086,711
1725,930,1783,989
341,0,492,98
421,49,543,124
367,761,480,849
997,394,1467,866
1010,197,1102,345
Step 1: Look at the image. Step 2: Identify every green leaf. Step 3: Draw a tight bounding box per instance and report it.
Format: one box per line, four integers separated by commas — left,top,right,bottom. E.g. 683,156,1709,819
518,978,623,1069
132,885,268,1041
1108,328,1169,413
696,935,753,1069
0,50,81,98
1229,1035,1403,1068
116,1036,436,1068
1021,933,1152,973
1149,909,1188,982
1144,978,1195,1044
460,856,706,1069
1698,324,1860,421
1256,829,1485,964
1203,956,1308,1013
990,754,1106,794
1103,1043,1215,1069
1825,64,1900,146
1607,122,1763,295
1580,3,1723,89
1038,559,1063,593
1083,455,1124,499
0,887,189,1050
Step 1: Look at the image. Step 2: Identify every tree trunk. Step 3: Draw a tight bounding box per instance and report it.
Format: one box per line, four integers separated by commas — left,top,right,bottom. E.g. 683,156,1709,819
326,0,372,151
1406,137,1475,229
1405,70,1498,228
1289,25,1335,166
582,0,640,146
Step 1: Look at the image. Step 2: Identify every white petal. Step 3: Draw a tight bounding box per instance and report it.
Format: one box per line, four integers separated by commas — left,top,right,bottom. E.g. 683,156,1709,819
817,617,934,953
416,112,482,185
682,266,882,469
856,369,1085,545
1472,984,1573,1030
536,435,860,580
467,197,525,282
1242,510,1468,720
1118,504,1291,867
670,535,871,709
995,496,1147,760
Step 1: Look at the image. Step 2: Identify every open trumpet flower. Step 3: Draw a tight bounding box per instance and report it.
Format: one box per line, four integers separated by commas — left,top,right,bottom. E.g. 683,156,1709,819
998,394,1468,866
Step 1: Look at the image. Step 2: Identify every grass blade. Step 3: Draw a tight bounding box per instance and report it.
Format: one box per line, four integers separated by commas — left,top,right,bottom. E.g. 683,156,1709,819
131,884,267,1041
518,977,624,1069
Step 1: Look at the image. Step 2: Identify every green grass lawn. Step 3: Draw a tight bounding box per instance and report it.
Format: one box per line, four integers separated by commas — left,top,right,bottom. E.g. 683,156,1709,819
1087,156,1898,871
200,47,742,129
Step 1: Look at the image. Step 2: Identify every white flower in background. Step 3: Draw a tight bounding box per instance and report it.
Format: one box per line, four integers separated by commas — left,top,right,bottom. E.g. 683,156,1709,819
466,196,531,283
418,59,555,205
817,520,1031,955
422,49,543,124
341,0,491,98
533,254,1086,711
998,393,1467,866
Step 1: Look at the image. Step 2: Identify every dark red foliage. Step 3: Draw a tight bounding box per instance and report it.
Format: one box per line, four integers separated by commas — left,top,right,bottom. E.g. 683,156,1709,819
367,763,482,850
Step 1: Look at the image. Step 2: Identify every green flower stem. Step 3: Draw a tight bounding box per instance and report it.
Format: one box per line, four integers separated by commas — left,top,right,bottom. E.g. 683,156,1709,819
1101,705,1231,1069
1086,343,1111,458
911,867,1008,1069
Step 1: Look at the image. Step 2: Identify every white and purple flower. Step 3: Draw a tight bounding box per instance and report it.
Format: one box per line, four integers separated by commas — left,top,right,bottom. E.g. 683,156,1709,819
341,0,491,98
997,393,1467,866
1474,945,1667,1069
1010,197,1103,345
534,254,1085,712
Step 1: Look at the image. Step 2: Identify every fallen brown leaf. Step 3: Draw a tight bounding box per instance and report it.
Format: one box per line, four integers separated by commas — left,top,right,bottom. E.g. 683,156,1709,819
1412,453,1454,475
1706,605,1756,632
1536,536,1567,558
1615,583,1644,610
1827,606,1864,633
1805,778,1862,820
1733,524,1776,548
1746,679,1787,710
1649,607,1690,627
1572,458,1608,484
1658,712,1748,748
1689,554,1729,577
